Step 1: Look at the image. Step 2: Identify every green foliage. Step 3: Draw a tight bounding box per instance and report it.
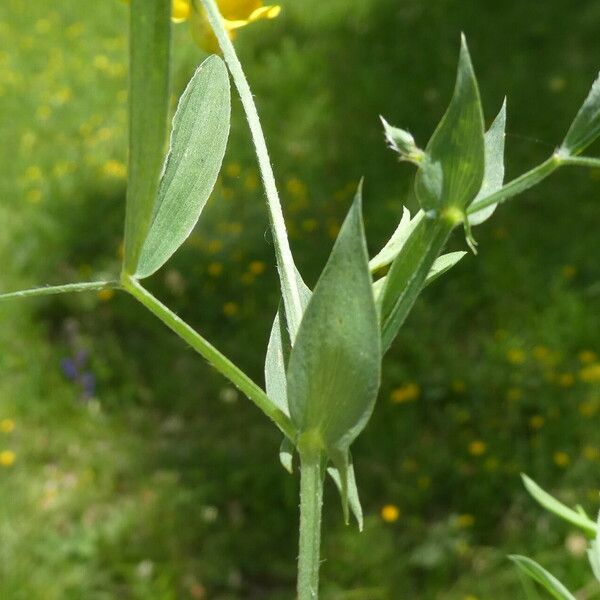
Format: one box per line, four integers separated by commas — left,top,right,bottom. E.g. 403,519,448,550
123,0,171,273
286,188,381,463
414,35,485,216
378,214,453,352
560,73,600,156
521,474,597,535
136,56,231,278
510,555,576,600
468,100,506,226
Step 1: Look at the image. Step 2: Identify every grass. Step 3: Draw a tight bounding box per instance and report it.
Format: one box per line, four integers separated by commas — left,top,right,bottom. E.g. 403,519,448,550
1,0,600,598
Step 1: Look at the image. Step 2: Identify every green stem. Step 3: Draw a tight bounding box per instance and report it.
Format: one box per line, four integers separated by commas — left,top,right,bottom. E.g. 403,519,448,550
0,280,120,302
467,155,561,215
123,0,171,273
198,0,303,341
297,451,324,600
560,155,600,169
122,275,295,440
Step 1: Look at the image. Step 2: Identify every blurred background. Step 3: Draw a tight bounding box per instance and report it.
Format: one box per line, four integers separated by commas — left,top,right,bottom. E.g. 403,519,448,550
1,0,600,598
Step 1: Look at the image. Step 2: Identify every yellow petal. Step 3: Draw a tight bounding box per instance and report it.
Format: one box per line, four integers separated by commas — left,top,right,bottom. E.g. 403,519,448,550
172,0,191,22
247,5,281,21
217,0,261,20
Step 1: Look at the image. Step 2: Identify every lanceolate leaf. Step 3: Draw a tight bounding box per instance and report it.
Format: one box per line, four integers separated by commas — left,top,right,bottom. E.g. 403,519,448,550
136,56,231,278
287,187,381,456
265,269,311,417
469,100,507,226
124,0,172,273
373,251,467,302
379,214,453,353
327,452,364,530
560,72,600,156
509,556,576,600
414,35,485,214
265,268,365,526
521,474,597,535
369,208,424,273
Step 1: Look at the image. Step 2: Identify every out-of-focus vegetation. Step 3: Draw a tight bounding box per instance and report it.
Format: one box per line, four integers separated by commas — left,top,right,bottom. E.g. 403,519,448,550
1,0,600,598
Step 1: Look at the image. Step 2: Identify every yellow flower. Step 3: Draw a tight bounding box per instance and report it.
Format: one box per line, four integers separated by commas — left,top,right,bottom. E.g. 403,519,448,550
468,440,486,456
223,301,239,316
553,451,570,468
248,260,266,275
189,1,281,53
122,1,281,52
529,415,545,429
578,350,597,364
380,504,400,523
0,419,15,433
390,383,420,404
0,450,16,467
456,514,475,528
580,363,600,383
506,348,525,365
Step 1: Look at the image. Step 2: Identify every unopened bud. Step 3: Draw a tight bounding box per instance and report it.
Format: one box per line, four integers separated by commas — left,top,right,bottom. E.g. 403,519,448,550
380,116,424,164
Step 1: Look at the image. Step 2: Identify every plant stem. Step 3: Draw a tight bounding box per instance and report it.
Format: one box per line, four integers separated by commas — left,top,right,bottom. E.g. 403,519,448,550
560,155,600,169
198,0,303,341
297,451,324,600
467,155,561,215
123,0,171,273
122,275,295,440
0,280,120,302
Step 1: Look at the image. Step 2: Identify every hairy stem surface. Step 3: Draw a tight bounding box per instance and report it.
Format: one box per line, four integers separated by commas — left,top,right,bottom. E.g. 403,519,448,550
198,0,303,340
297,451,325,600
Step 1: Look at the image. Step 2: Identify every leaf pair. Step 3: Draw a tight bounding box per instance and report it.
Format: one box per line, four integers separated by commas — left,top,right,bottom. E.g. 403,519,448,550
124,53,231,280
265,186,381,528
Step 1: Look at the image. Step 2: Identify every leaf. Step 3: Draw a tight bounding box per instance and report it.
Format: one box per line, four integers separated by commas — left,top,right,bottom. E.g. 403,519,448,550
588,511,600,582
414,34,485,214
469,99,507,226
135,55,231,278
123,0,172,273
369,208,424,272
279,437,295,474
373,251,466,302
509,556,576,600
560,72,600,155
379,214,453,353
521,474,597,535
265,269,311,417
327,451,363,530
265,270,364,526
287,185,381,457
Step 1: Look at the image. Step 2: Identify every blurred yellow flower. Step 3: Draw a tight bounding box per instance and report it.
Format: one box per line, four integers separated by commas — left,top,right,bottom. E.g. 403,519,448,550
506,348,525,365
580,363,600,383
556,372,574,387
248,260,266,275
468,440,486,456
529,415,545,429
380,504,400,522
0,450,16,467
123,1,281,52
456,514,475,528
553,451,570,468
578,350,597,364
97,289,115,302
390,383,420,404
0,419,15,433
223,301,239,316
